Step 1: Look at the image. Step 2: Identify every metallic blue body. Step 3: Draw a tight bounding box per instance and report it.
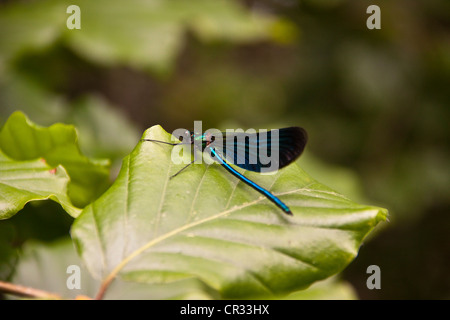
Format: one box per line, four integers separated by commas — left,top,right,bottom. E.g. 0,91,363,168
142,127,307,215
210,148,292,215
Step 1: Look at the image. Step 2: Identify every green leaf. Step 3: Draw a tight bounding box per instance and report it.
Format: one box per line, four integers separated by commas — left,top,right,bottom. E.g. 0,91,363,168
9,238,217,300
0,68,68,127
72,125,387,299
299,152,369,204
0,0,65,64
67,0,282,74
67,95,140,161
285,277,357,300
0,111,110,210
0,150,80,219
0,0,290,75
9,238,99,299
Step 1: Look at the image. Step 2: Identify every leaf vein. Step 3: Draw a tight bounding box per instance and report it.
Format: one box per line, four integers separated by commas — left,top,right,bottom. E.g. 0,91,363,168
153,156,174,237
186,164,208,224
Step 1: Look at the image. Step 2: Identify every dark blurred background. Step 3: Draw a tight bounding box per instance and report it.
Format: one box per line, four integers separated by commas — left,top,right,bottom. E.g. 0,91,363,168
0,0,449,299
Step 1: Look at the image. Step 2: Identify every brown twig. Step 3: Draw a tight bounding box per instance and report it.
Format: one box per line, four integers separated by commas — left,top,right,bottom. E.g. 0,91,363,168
0,280,62,299
94,278,111,300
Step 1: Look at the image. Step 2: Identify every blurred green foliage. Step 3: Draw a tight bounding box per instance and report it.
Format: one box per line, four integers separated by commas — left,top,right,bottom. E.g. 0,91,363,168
0,0,449,299
0,111,109,210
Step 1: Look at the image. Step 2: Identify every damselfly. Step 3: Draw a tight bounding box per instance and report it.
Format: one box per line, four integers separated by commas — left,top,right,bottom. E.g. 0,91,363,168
142,127,307,215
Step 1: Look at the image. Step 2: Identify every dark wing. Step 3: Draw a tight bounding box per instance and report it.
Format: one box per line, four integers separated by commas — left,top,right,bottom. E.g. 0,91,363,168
217,127,307,172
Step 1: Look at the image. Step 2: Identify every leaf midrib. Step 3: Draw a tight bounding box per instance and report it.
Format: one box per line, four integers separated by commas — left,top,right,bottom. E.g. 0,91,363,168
153,153,174,237
99,185,307,286
185,164,208,224
97,172,363,295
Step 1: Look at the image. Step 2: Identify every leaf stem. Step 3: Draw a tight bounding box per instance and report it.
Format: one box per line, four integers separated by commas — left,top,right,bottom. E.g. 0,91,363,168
0,280,61,299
